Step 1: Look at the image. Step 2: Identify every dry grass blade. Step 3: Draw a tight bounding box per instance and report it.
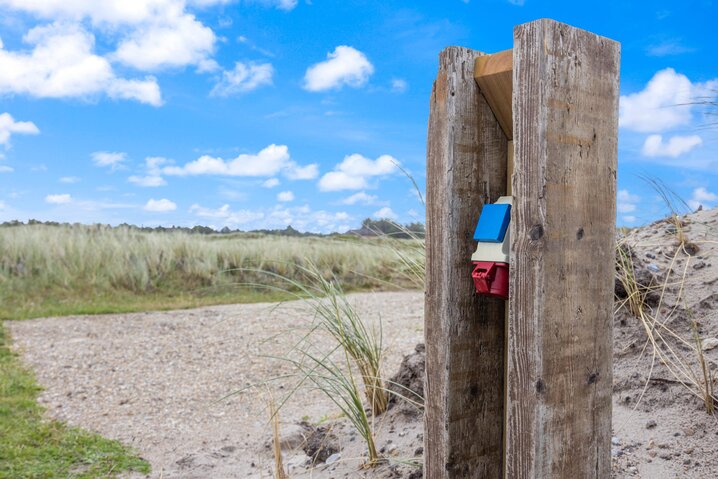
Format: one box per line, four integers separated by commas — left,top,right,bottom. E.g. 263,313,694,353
242,262,389,416
284,347,381,466
268,392,289,479
616,236,718,414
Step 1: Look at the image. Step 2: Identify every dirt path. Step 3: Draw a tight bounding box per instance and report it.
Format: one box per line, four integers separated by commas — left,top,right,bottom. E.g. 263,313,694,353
7,292,424,478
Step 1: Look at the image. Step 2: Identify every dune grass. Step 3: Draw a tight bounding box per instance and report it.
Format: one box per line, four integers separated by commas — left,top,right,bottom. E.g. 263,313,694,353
0,324,150,479
0,224,419,320
0,223,423,477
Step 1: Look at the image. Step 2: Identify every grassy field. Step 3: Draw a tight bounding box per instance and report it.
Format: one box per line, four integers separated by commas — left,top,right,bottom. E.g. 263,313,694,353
0,223,423,478
0,224,421,320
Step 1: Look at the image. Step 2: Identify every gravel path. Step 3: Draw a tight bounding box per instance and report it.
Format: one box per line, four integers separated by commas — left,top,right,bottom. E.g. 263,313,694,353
7,292,425,478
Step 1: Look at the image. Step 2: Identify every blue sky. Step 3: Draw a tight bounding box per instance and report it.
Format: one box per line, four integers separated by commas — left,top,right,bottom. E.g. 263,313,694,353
0,0,716,232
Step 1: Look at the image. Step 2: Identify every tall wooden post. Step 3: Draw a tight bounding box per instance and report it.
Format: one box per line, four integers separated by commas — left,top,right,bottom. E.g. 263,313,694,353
507,19,619,478
425,19,620,478
425,46,508,478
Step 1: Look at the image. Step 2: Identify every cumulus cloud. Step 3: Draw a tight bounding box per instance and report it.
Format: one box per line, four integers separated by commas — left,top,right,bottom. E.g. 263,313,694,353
92,151,126,169
304,46,374,92
277,190,294,202
373,206,397,220
619,68,717,133
59,176,80,183
211,62,273,96
318,153,399,191
641,134,702,158
0,23,161,105
189,203,264,226
129,175,166,187
341,191,378,205
0,0,225,73
0,0,187,25
128,156,168,186
188,202,350,233
164,144,288,176
262,178,280,188
0,112,39,146
688,187,718,211
163,144,315,180
274,0,297,10
144,198,176,212
45,193,72,204
284,163,319,180
267,205,350,232
113,14,216,71
0,165,14,173
617,189,639,214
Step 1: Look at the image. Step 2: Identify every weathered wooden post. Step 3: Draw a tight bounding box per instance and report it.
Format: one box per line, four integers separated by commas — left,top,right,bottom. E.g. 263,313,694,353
425,19,620,478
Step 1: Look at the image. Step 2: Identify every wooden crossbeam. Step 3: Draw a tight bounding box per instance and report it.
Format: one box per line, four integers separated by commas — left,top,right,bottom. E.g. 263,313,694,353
474,49,513,140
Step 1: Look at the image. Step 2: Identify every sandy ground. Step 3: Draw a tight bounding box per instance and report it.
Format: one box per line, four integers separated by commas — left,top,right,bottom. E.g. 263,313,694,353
8,293,424,478
7,208,718,478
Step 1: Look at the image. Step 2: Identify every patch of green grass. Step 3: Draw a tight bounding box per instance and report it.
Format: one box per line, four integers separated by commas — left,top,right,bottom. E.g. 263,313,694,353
0,324,150,478
0,286,297,321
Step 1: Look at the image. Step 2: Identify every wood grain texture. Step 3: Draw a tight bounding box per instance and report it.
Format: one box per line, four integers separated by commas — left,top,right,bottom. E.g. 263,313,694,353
506,19,620,478
474,49,514,140
424,46,508,479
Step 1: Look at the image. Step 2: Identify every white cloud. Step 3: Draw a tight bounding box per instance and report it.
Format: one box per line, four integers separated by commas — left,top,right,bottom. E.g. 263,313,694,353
92,151,126,169
0,165,13,173
617,189,639,214
267,205,350,232
318,153,399,191
0,0,185,25
262,178,280,188
127,156,168,186
284,163,319,180
341,191,378,205
688,187,718,211
0,112,40,146
188,202,351,233
129,175,166,187
189,203,264,226
144,198,176,212
0,200,5,210
391,78,407,93
145,156,169,172
277,190,294,202
646,40,694,57
59,176,80,183
619,68,717,133
622,215,637,224
373,206,397,220
164,145,288,176
113,14,216,71
163,144,315,180
319,171,367,191
0,0,225,73
243,0,297,10
0,23,162,105
45,193,72,204
274,0,297,10
641,134,702,158
304,46,374,92
210,61,273,96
